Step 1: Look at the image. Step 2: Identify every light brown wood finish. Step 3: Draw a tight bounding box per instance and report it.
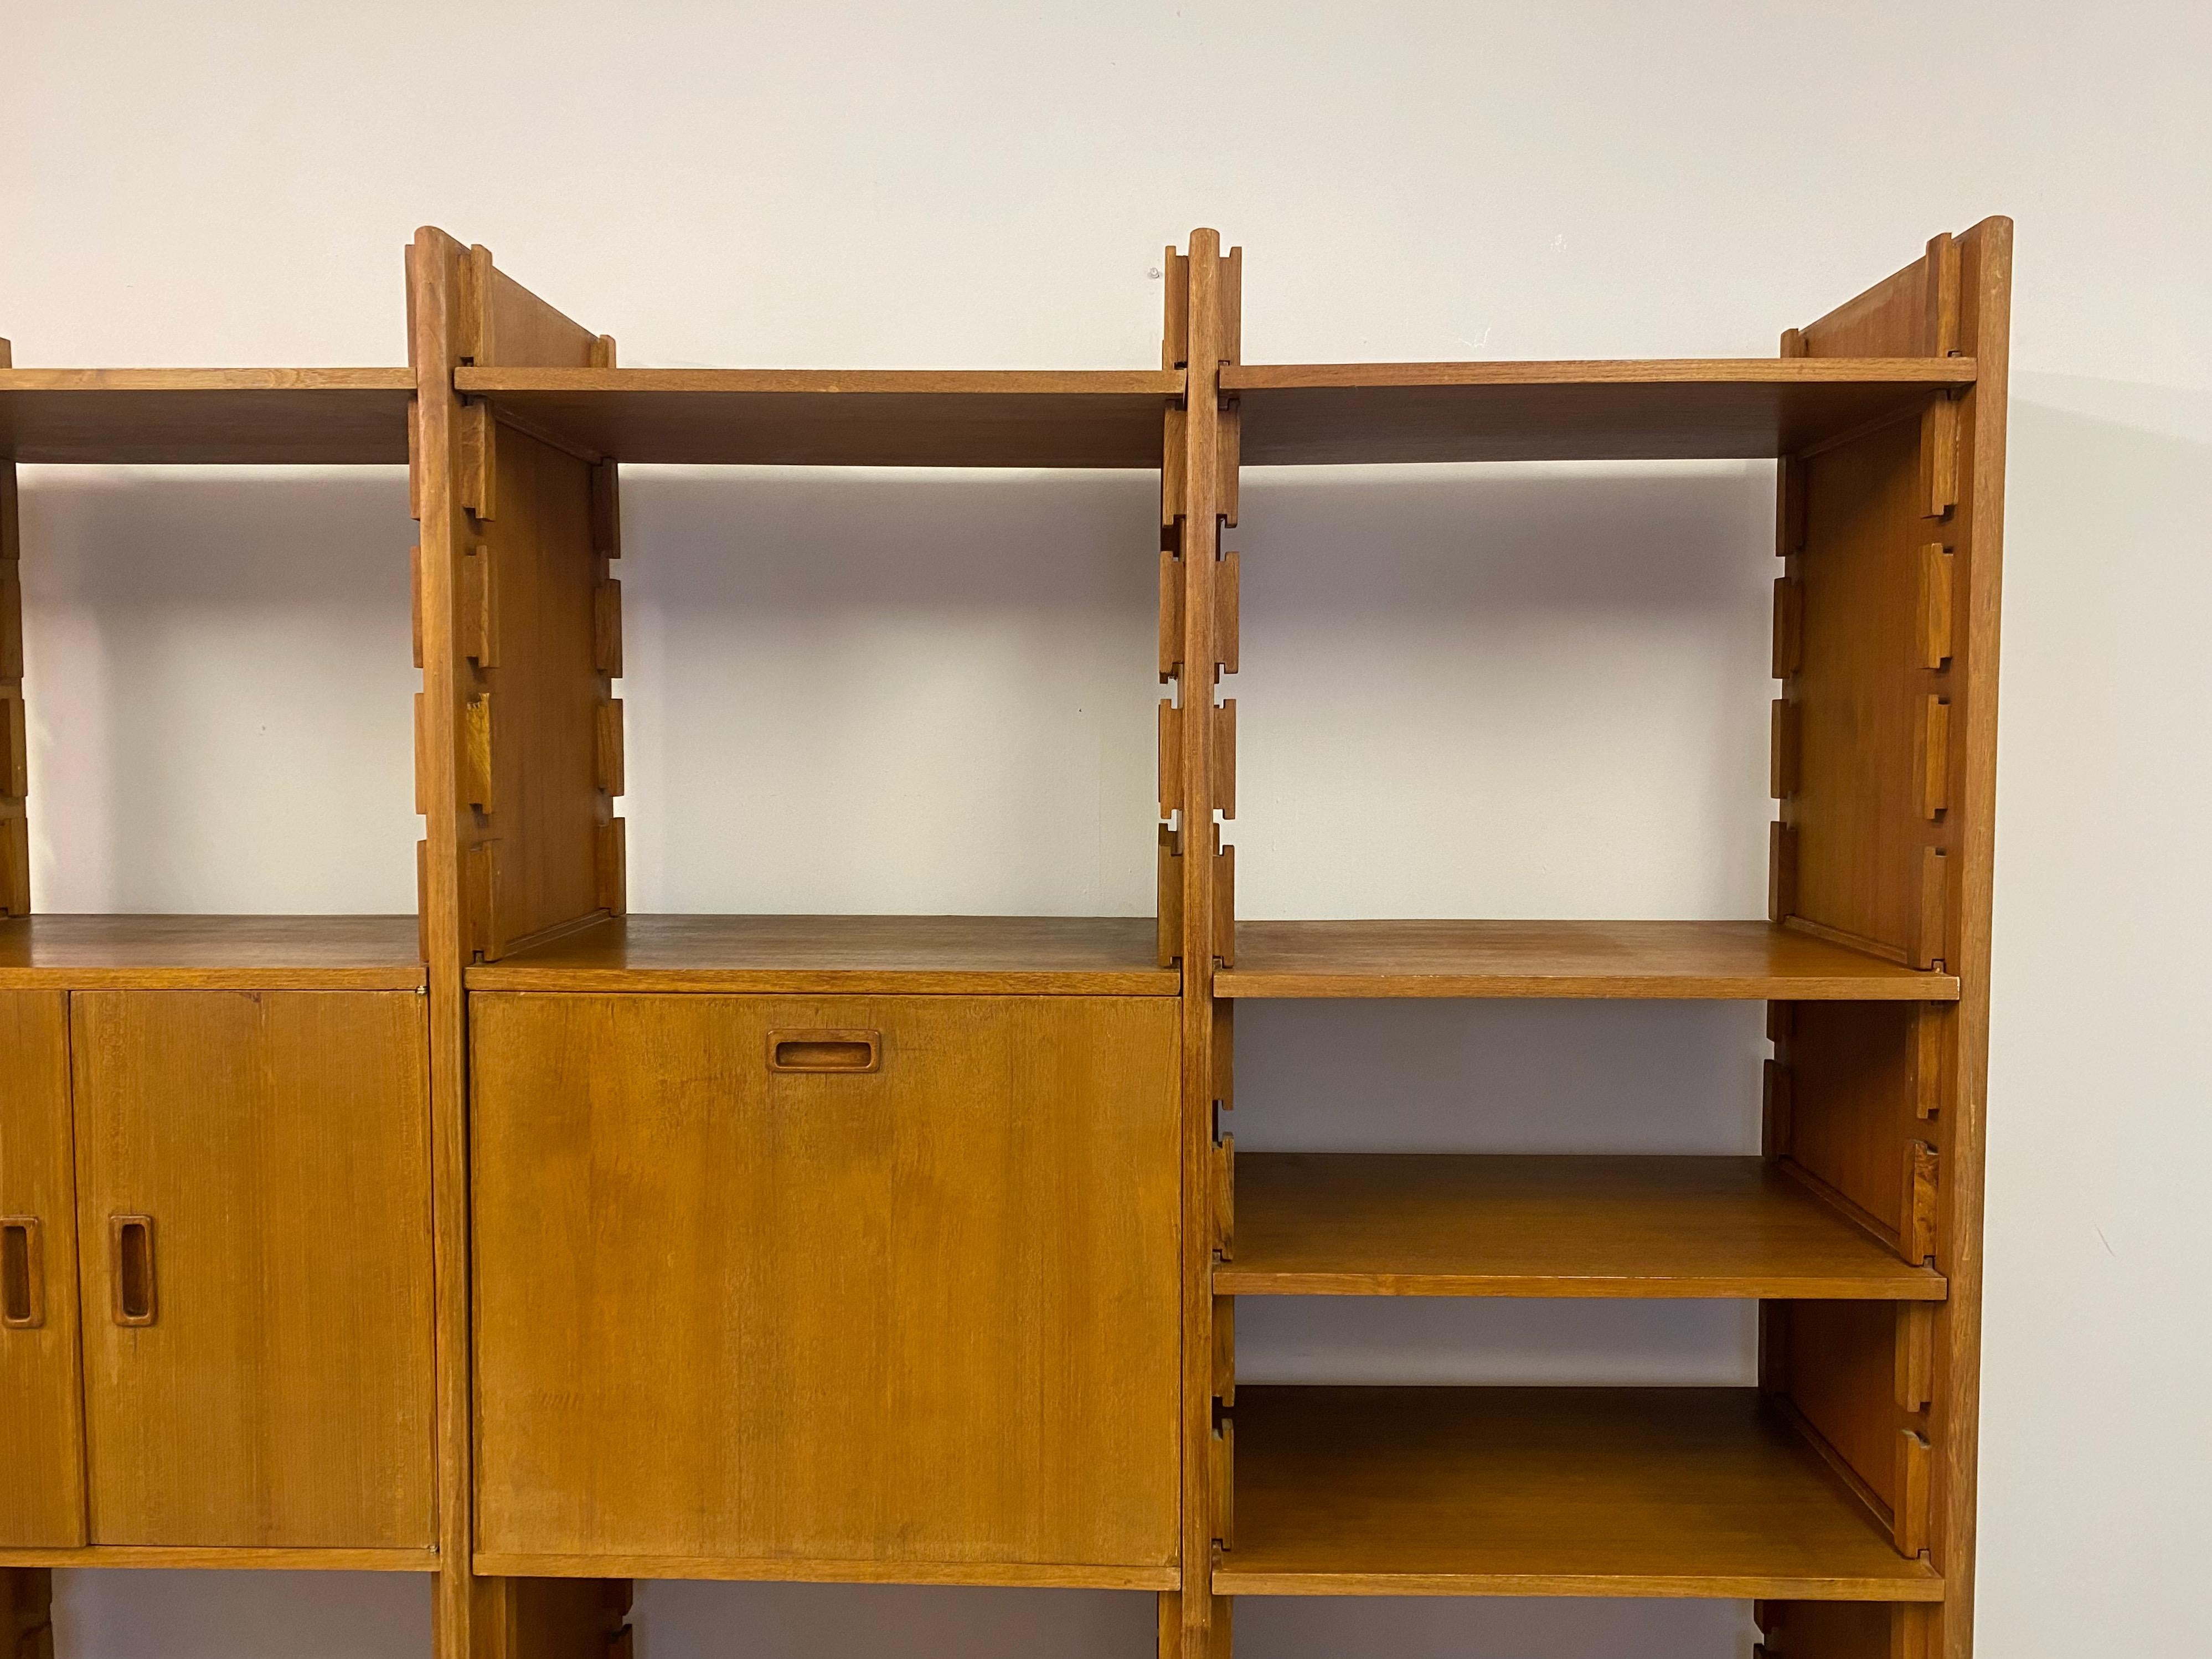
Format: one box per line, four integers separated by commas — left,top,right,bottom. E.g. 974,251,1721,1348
454,368,1185,467
0,1545,434,1572
0,915,424,989
469,993,1180,1577
472,1556,1174,1593
70,990,434,1548
1215,919,1958,999
1226,358,1974,465
0,993,85,1547
1217,1387,1942,1600
463,913,1179,993
1,349,23,917
0,368,413,464
1220,1155,1946,1299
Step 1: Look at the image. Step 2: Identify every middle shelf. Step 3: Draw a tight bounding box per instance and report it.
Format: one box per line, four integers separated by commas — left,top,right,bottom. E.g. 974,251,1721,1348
1219,1155,1943,1300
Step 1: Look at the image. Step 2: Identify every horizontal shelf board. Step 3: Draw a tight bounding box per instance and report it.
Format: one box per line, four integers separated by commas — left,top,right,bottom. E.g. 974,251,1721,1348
453,367,1185,466
1224,357,1976,464
0,368,414,463
1219,1155,1944,1299
0,1545,436,1572
1215,920,1957,1000
473,1553,1177,1591
1217,1385,1941,1600
465,914,1179,995
0,915,425,989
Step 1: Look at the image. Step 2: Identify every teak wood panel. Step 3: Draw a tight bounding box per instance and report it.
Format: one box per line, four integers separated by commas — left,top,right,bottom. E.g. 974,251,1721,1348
1,375,22,919
463,914,1179,995
0,992,85,1547
1215,919,1957,999
1217,1386,1940,1600
469,992,1181,1576
0,915,425,990
69,990,435,1549
1225,358,1975,465
1220,1155,1946,1299
0,368,415,465
453,368,1185,467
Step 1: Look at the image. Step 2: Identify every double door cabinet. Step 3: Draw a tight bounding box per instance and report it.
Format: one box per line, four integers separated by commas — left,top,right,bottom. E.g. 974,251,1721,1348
0,218,2008,1659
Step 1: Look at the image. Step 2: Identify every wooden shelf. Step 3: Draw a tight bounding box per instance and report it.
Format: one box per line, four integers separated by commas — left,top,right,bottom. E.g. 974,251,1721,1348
452,367,1185,466
1216,1385,1942,1600
1225,358,1976,464
464,914,1179,995
0,915,425,988
1218,1155,1944,1299
0,369,414,463
1214,920,1958,999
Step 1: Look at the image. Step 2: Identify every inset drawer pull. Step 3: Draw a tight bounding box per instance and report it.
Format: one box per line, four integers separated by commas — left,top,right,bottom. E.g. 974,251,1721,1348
2,1217,42,1328
111,1215,157,1326
768,1029,881,1073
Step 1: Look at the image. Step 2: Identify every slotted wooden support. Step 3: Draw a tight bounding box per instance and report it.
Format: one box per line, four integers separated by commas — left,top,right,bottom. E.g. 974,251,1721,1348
1917,544,1954,668
0,342,25,917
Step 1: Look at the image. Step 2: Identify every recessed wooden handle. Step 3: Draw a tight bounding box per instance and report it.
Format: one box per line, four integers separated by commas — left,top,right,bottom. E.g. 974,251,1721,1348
2,1217,42,1329
767,1030,881,1073
111,1215,156,1326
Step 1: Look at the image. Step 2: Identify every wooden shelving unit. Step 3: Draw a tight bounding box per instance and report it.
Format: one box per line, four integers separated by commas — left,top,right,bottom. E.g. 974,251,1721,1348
0,218,2009,1659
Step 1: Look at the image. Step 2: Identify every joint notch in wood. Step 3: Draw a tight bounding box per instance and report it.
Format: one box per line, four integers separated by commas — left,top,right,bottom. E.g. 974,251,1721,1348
1776,458,1808,557
1158,548,1183,679
3,688,25,801
1214,699,1236,820
1213,841,1236,965
594,579,624,678
591,461,622,558
1895,1303,1935,1412
461,545,498,667
1211,1416,1235,1550
1156,825,1183,968
1771,576,1802,678
1762,1058,1794,1155
409,544,425,670
1768,821,1798,923
1919,697,1950,819
1770,699,1799,799
596,700,625,796
1217,399,1241,527
1158,700,1184,815
466,839,500,960
1214,1132,1235,1261
1917,544,1955,667
1161,416,1187,530
1919,395,1958,521
462,695,494,812
1212,1294,1236,1404
1894,1429,1932,1555
1907,1141,1941,1264
596,817,627,916
1913,1004,1943,1119
1161,247,1190,369
460,402,497,520
411,693,432,816
1912,846,1947,970
1216,550,1240,674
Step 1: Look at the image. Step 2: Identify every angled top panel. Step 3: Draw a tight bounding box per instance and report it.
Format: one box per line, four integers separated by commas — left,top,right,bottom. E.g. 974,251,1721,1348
1225,358,1976,464
0,369,415,463
453,368,1185,467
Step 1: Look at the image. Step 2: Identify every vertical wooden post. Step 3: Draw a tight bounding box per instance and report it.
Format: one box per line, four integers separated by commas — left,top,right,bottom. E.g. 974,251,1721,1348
0,338,28,917
409,229,629,1659
1157,228,1240,1659
0,1569,53,1659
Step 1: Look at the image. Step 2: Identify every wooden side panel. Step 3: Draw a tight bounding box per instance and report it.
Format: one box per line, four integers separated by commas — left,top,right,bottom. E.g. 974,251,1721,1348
475,427,607,952
1,340,27,916
71,990,435,1548
2,1569,55,1659
1780,1002,1938,1248
1788,415,1942,964
1758,1600,1933,1659
1799,235,1958,360
1786,1300,1911,1516
470,992,1182,1572
0,992,84,1547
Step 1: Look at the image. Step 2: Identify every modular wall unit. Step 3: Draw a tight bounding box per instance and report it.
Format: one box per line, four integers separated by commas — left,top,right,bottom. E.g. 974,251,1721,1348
0,217,2009,1659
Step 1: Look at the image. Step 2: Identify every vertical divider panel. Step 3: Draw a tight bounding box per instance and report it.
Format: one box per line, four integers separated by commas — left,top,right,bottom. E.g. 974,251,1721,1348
1157,228,1239,1659
409,229,630,1659
0,339,27,916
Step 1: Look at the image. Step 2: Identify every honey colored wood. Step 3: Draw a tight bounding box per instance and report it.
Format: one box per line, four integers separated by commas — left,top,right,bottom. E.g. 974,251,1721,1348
71,990,435,1548
1216,1387,1941,1600
1214,920,1958,999
1,359,24,918
0,1545,435,1572
1778,1002,1942,1254
470,993,1180,1574
1224,358,1974,465
471,1555,1176,1592
463,913,1179,993
0,368,413,463
452,368,1184,467
470,1578,632,1659
1218,1155,1946,1299
0,915,424,988
0,994,85,1548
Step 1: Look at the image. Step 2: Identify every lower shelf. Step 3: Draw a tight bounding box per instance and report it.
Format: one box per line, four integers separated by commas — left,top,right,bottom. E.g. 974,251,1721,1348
0,1546,437,1573
0,914,425,988
1216,1386,1941,1601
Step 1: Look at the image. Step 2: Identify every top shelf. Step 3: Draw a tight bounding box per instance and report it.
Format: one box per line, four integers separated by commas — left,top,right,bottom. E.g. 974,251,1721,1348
453,368,1185,467
0,369,414,464
0,914,425,990
1226,357,1976,464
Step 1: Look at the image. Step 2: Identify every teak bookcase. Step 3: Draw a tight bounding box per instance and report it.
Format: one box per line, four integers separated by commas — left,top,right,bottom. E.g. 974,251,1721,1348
0,218,2010,1659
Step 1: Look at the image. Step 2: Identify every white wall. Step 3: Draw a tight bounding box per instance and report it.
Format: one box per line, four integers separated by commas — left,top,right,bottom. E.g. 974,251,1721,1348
5,4,2206,1656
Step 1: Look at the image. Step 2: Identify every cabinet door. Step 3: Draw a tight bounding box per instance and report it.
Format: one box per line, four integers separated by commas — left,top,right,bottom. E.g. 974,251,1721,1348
472,993,1182,1573
0,991,86,1546
71,990,435,1548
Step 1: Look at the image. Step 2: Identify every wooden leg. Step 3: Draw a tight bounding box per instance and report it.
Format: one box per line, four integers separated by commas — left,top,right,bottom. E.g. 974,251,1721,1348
2,1571,54,1659
455,1576,631,1659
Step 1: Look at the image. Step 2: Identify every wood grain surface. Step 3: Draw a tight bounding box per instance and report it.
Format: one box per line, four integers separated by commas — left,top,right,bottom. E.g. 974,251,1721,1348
0,915,424,989
0,369,412,463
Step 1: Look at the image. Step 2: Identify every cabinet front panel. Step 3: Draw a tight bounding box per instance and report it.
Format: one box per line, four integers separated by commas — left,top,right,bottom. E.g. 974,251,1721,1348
0,991,86,1546
71,990,435,1548
471,993,1181,1570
